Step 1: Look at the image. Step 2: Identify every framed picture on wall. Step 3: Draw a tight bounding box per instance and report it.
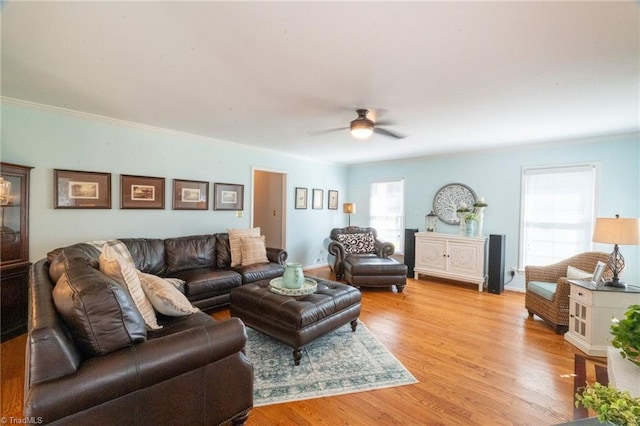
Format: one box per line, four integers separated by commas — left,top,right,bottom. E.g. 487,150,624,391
295,187,308,209
120,175,165,209
54,169,111,209
173,179,209,210
213,182,244,210
328,190,338,210
312,188,324,209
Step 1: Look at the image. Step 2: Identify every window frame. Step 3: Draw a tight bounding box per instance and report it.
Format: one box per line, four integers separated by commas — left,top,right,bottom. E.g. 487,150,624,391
369,178,405,254
518,162,599,269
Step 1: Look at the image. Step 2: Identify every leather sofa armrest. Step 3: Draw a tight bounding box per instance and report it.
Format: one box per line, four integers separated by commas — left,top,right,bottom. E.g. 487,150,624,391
266,247,287,265
25,317,247,423
328,241,346,277
375,240,395,258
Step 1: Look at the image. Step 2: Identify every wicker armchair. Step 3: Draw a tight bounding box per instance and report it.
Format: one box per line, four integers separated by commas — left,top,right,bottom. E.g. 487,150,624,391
525,251,611,334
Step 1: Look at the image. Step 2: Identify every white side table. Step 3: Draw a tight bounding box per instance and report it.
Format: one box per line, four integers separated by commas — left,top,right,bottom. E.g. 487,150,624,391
565,280,640,357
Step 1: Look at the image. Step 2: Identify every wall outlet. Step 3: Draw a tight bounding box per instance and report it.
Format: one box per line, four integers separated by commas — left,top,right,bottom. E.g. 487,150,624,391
510,267,518,276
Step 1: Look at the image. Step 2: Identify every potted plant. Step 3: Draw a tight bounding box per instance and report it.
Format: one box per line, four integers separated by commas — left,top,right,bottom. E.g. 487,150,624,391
576,304,640,425
464,213,477,237
611,304,640,367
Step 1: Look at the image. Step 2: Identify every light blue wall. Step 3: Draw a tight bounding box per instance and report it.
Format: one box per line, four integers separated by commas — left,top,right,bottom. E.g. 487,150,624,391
0,101,348,268
3,101,638,290
347,134,640,290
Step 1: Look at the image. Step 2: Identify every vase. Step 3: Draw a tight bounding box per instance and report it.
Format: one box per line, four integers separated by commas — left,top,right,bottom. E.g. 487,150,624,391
283,263,304,289
465,221,476,237
475,207,485,237
457,212,466,235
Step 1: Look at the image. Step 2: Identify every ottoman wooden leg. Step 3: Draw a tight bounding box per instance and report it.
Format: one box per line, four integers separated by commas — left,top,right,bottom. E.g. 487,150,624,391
293,348,303,366
350,319,358,332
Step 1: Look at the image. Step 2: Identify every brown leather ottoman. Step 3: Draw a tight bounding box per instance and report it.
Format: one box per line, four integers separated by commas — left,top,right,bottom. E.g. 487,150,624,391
344,256,407,292
229,277,361,365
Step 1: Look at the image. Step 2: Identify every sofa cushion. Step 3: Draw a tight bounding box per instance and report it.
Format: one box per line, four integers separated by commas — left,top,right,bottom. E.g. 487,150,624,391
228,227,260,267
53,253,147,357
234,262,285,284
240,235,268,265
48,243,101,283
165,234,216,275
172,267,243,300
337,232,375,254
138,272,199,316
119,238,166,275
528,281,557,301
99,244,161,330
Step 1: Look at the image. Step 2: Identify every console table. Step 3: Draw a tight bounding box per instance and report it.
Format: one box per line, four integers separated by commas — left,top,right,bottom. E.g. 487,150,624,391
565,279,640,356
414,232,487,291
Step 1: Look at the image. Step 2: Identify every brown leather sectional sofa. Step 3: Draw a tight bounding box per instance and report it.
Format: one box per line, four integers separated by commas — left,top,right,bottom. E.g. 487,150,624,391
25,233,287,425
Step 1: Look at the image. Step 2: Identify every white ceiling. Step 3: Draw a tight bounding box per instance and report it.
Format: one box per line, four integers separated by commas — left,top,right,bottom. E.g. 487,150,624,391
2,1,638,165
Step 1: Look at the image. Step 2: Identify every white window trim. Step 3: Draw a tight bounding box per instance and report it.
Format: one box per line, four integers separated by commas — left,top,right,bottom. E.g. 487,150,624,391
370,177,406,254
518,162,600,269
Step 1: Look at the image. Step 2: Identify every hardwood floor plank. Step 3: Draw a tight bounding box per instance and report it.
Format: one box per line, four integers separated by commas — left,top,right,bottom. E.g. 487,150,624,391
2,268,591,425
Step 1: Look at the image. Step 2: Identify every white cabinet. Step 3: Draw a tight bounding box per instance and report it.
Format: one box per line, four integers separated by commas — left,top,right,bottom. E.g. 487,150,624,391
565,280,640,356
414,233,487,291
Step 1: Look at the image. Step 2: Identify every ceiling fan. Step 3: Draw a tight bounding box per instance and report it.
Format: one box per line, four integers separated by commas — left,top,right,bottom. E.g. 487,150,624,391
312,109,405,140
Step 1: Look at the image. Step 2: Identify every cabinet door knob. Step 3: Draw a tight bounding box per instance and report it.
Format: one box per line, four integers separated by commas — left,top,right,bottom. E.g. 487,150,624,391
578,292,583,296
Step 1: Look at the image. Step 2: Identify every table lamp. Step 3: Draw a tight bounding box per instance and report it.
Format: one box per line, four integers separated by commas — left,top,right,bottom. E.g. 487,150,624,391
592,214,640,288
343,203,356,226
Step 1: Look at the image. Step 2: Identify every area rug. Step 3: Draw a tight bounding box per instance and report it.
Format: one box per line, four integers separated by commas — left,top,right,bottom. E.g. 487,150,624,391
245,322,418,406
573,354,608,420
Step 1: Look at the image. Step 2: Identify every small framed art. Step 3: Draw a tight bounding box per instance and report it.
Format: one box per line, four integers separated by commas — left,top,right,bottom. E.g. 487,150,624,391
173,179,209,210
54,169,111,209
312,188,324,210
120,175,165,209
328,190,338,210
214,182,244,210
295,187,308,209
592,261,606,283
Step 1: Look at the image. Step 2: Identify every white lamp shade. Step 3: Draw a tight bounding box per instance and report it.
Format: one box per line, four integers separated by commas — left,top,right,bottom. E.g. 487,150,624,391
593,217,640,245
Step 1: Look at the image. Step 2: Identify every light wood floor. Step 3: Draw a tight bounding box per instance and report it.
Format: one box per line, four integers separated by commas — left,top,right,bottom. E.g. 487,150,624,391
2,268,591,425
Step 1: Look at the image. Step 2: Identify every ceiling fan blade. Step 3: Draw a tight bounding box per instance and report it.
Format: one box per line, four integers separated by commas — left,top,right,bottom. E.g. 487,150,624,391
308,127,349,136
374,127,406,139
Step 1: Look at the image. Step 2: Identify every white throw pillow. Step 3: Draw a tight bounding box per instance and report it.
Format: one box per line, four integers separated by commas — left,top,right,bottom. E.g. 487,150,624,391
567,266,593,280
228,227,261,267
138,272,199,316
99,244,162,330
241,235,269,265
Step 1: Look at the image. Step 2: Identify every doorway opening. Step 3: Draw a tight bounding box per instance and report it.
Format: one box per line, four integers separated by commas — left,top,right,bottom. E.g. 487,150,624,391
252,168,287,249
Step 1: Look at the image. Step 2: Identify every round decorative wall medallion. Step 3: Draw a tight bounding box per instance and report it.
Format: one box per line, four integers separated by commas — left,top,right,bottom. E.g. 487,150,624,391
432,183,477,225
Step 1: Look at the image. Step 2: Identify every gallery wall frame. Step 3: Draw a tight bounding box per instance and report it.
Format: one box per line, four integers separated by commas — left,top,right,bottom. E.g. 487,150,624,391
328,190,338,210
173,179,209,210
54,169,111,209
120,174,165,209
295,187,308,209
312,188,324,210
213,182,244,210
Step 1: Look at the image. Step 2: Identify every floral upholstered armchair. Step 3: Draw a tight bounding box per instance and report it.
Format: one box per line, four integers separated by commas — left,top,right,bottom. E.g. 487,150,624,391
525,251,611,334
327,226,394,280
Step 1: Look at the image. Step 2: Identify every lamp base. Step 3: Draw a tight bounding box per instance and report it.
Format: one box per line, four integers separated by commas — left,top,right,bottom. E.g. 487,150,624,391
604,279,626,289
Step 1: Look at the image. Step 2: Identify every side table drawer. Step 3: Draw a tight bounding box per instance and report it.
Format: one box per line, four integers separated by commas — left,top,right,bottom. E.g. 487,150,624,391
570,284,592,305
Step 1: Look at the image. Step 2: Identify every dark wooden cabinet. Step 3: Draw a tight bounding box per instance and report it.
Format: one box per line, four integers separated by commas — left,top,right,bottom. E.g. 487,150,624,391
1,162,33,342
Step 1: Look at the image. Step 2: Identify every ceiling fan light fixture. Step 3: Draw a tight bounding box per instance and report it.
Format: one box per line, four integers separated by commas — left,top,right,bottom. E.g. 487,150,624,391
350,111,374,139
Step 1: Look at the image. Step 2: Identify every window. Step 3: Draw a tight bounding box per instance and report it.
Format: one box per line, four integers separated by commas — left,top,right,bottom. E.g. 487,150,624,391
520,163,598,267
370,179,404,254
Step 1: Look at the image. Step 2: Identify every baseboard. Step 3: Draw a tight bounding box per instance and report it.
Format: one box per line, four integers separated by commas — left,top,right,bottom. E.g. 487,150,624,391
303,264,329,271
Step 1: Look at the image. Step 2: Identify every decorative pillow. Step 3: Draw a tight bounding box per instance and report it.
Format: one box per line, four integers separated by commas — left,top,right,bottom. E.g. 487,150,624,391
241,235,269,265
228,227,261,267
53,254,147,357
99,244,162,330
138,272,199,316
164,277,186,292
337,232,376,254
567,266,593,280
